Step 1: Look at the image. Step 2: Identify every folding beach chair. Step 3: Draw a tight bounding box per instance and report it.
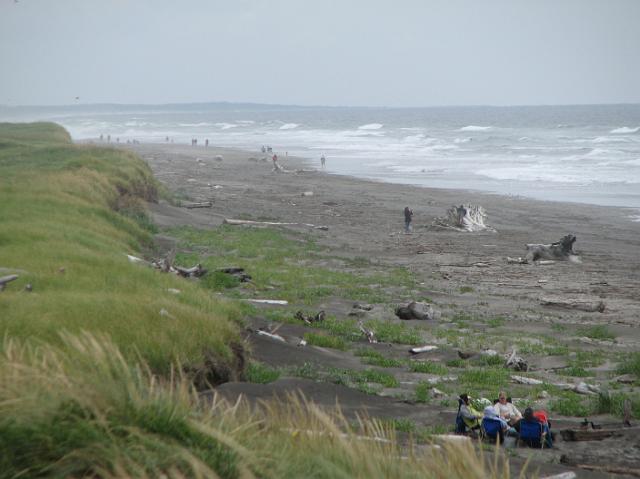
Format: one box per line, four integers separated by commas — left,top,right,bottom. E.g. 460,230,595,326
518,419,545,448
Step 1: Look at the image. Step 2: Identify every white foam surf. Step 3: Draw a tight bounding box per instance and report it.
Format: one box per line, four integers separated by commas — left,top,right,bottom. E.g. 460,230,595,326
279,123,299,130
358,123,383,130
459,125,492,132
611,126,640,134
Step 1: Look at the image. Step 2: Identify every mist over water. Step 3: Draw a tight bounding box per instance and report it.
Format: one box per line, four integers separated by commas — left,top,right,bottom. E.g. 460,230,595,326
3,103,640,209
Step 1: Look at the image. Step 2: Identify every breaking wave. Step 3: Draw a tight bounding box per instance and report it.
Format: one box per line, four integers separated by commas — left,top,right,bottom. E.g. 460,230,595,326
610,126,640,134
358,123,383,130
459,125,492,132
279,123,299,130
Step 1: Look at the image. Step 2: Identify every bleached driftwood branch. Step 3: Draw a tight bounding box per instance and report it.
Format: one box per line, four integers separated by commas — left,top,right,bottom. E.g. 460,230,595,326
0,274,18,291
224,218,329,231
409,345,438,354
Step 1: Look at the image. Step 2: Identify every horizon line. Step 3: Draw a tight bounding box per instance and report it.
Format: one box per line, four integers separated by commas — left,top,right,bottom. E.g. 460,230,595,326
2,100,640,110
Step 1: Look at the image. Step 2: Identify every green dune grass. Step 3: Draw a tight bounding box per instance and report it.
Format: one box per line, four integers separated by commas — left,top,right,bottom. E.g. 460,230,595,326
0,122,243,378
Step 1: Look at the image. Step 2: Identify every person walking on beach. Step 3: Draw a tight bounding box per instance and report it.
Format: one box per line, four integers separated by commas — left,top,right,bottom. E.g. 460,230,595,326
272,153,278,166
404,206,413,233
321,154,326,168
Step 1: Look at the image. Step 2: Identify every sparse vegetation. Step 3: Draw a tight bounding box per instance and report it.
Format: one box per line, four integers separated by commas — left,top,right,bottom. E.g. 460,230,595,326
304,332,348,350
246,362,281,383
409,361,449,375
578,325,616,341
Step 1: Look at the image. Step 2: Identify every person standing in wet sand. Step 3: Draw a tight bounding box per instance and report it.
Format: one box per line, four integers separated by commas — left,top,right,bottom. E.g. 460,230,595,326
404,206,413,233
321,154,326,168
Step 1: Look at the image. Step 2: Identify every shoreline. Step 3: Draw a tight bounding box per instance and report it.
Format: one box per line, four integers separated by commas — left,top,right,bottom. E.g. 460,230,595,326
92,138,640,220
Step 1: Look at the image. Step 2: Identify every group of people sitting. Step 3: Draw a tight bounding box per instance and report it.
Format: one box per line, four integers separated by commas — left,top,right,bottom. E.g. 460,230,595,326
456,392,553,448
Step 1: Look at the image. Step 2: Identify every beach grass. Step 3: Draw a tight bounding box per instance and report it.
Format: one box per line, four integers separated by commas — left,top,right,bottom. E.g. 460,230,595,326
0,122,242,377
0,333,513,478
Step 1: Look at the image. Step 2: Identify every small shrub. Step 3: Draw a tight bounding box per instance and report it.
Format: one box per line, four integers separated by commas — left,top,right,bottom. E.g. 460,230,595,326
245,362,280,384
459,286,474,294
486,317,505,328
409,361,448,375
446,358,469,368
550,393,591,417
578,325,615,341
354,349,405,368
303,333,347,350
414,382,431,403
617,352,640,378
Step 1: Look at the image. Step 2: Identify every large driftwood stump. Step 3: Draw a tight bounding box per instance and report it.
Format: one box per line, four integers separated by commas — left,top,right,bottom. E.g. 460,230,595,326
526,234,579,262
395,301,435,320
434,204,494,232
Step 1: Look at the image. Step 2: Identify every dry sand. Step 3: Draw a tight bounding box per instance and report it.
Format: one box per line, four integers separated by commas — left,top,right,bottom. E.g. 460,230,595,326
125,142,640,477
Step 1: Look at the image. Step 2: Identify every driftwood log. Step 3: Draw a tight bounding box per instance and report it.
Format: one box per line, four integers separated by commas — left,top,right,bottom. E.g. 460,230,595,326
560,455,640,477
526,234,579,262
395,301,435,320
560,429,621,442
410,345,438,354
224,218,329,231
540,296,605,313
434,204,494,232
295,310,326,325
0,274,19,291
183,201,213,209
358,320,377,343
175,264,207,278
505,349,528,371
219,267,252,282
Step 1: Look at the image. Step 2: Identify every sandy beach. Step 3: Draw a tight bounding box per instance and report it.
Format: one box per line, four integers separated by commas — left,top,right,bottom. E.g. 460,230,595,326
127,141,640,476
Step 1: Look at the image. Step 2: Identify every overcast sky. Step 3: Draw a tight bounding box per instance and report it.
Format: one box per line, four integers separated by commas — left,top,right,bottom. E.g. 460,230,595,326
1,0,639,107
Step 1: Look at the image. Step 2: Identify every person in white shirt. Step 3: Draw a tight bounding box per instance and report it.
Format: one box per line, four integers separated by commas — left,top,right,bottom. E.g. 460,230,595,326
493,391,522,427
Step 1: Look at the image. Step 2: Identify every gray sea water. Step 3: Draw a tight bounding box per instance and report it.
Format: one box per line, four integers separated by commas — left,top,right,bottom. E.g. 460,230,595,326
3,103,640,212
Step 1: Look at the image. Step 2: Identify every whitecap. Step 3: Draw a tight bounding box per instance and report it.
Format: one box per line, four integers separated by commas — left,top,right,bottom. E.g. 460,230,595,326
215,123,238,130
459,125,492,132
592,136,630,143
363,160,399,167
358,123,383,130
610,126,640,134
454,137,472,144
179,122,212,127
279,123,299,130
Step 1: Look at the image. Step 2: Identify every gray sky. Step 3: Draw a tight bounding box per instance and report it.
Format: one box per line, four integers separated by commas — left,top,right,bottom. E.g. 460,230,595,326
1,0,639,107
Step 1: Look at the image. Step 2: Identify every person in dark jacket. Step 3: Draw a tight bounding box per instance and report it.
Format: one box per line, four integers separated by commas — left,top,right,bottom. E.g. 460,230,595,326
404,206,413,233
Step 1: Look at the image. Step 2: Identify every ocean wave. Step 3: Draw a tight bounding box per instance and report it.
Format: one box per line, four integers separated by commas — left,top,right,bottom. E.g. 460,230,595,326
592,136,630,143
363,160,399,168
610,126,640,134
179,122,212,127
454,137,472,144
358,123,383,130
279,123,299,130
215,123,238,130
459,125,492,132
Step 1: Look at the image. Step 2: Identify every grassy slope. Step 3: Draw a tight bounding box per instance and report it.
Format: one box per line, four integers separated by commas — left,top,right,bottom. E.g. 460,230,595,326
0,123,514,478
0,122,242,376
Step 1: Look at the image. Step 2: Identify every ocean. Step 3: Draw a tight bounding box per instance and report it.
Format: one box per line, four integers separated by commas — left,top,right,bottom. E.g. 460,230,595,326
2,103,640,211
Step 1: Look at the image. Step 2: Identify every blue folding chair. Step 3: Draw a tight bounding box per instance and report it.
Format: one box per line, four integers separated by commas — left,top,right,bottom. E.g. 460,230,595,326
518,420,545,448
481,418,504,444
